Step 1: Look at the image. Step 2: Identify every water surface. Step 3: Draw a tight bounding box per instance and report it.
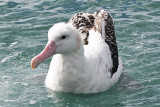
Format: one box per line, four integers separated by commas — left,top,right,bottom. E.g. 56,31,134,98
0,0,160,106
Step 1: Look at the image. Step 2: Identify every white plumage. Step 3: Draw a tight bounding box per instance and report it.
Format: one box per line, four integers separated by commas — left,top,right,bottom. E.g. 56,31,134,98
31,10,123,94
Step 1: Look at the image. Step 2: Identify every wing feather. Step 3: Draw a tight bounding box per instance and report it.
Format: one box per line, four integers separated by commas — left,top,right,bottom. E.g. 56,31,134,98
69,10,119,77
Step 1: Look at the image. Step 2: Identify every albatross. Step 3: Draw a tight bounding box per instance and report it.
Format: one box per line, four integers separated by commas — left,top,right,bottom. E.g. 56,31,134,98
31,10,123,93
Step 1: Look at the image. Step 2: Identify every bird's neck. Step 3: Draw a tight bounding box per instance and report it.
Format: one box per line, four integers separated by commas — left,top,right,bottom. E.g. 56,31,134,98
58,44,90,93
45,39,90,93
61,42,85,69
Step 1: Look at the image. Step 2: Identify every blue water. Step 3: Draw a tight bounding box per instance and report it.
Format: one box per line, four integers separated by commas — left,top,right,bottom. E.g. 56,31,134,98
0,0,160,106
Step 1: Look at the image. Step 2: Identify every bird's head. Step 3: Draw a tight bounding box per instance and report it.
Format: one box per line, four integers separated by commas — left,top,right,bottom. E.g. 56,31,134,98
31,23,81,69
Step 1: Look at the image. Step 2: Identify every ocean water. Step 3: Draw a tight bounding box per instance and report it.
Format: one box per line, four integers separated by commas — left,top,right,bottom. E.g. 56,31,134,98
0,0,160,106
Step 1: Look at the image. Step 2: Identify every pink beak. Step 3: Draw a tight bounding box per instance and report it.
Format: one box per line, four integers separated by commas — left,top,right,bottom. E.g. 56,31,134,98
31,40,56,69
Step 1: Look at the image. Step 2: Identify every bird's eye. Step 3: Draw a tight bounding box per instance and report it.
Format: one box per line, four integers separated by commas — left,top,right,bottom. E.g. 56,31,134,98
61,35,66,39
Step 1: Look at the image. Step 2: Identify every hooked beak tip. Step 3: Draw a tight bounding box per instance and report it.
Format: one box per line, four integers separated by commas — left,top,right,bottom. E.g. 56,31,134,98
31,57,39,69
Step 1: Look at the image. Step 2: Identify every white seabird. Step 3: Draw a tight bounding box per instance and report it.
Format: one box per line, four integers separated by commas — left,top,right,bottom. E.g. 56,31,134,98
31,10,123,94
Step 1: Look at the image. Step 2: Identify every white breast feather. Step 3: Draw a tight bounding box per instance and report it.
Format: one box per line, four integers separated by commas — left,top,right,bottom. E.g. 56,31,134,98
45,29,123,93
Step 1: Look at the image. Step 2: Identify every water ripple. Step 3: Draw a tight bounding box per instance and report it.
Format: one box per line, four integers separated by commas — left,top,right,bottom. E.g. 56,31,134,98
0,0,160,106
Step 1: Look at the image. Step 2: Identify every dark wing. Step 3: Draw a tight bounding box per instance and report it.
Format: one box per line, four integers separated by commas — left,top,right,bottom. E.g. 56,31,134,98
68,12,95,45
94,10,119,77
69,10,119,77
